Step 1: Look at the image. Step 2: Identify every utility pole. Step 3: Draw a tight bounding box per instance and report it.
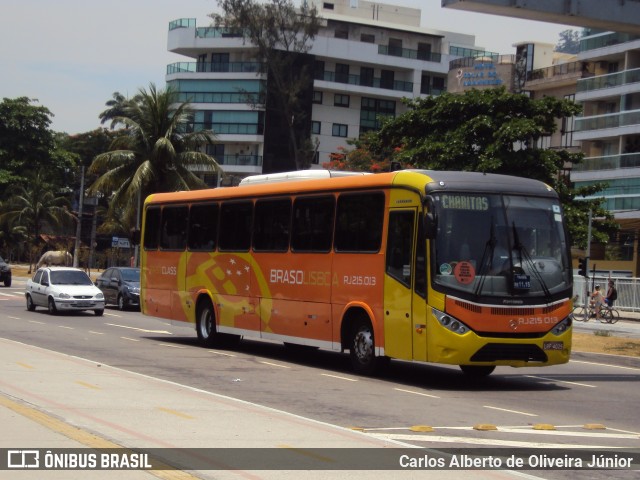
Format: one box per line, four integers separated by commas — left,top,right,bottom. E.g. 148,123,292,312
584,210,593,305
73,165,85,268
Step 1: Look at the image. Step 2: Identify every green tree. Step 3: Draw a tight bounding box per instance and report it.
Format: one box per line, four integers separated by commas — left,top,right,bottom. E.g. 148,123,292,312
556,29,581,54
211,0,321,170
87,83,222,228
0,172,75,267
0,97,55,188
347,88,614,247
99,92,130,129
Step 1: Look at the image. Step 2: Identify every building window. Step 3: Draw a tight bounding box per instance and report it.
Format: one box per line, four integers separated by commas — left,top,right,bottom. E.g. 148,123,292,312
361,33,375,43
561,93,578,148
335,28,348,39
332,123,348,137
311,121,321,135
314,60,325,80
380,69,395,89
360,67,374,87
312,90,323,104
335,63,349,83
334,94,350,107
360,97,396,133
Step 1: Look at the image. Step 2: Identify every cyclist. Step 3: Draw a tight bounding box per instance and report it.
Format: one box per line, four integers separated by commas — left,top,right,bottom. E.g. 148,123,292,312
591,284,605,320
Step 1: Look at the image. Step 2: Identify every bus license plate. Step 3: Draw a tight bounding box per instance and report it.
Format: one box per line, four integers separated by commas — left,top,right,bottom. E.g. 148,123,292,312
543,341,563,350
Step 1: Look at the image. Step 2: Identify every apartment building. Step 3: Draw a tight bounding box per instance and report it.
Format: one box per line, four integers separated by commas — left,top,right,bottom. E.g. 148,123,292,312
165,0,481,184
516,32,640,274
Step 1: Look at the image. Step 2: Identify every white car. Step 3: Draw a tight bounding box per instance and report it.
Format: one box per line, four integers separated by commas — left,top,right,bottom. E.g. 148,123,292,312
25,267,105,316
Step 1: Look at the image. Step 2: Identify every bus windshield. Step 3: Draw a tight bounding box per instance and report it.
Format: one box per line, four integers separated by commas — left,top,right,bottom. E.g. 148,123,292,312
432,193,571,299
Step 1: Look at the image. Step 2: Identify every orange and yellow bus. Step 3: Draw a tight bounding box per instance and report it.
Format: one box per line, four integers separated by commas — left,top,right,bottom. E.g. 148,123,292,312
140,169,573,376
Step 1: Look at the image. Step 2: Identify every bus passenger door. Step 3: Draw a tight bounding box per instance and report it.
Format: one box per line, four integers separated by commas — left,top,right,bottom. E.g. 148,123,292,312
383,209,416,361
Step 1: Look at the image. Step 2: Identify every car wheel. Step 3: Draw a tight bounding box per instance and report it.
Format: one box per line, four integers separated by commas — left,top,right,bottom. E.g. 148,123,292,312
94,309,104,316
26,294,36,312
196,299,217,347
47,297,58,315
4,277,10,287
117,295,125,311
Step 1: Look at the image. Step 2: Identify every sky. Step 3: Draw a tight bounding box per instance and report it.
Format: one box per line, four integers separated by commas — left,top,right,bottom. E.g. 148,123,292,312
1,0,574,135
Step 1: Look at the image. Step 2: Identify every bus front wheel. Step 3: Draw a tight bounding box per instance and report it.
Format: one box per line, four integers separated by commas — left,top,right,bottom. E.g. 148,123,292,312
196,300,217,347
349,319,384,375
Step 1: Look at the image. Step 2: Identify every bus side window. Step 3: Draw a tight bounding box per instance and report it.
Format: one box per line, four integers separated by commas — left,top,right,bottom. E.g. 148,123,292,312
160,206,188,251
291,196,334,252
253,199,291,252
386,210,415,287
335,192,384,253
188,203,218,251
143,207,161,250
219,201,253,251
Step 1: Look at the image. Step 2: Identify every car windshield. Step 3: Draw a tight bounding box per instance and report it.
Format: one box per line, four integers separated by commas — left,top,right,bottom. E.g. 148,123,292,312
50,270,93,286
120,268,140,282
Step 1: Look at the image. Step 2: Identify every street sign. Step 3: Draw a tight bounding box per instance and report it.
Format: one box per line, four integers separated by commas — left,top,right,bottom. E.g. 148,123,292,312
111,237,130,248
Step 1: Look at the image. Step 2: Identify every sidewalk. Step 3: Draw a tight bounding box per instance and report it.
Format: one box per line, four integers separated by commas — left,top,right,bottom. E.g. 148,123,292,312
1,338,506,480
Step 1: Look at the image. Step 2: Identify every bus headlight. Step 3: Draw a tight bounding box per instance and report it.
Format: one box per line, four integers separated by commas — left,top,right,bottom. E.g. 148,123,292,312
551,316,572,336
432,308,470,335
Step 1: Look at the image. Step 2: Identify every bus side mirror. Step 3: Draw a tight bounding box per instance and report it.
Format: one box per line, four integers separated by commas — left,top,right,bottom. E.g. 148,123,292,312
424,212,436,239
130,228,141,246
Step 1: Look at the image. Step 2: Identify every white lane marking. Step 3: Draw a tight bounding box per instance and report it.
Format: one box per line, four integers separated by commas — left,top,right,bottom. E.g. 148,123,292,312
208,350,236,357
120,337,139,342
28,321,45,325
106,323,172,334
525,375,596,388
571,359,640,371
157,343,186,349
260,361,290,368
483,405,538,417
320,373,358,382
394,388,440,399
364,432,624,449
8,316,21,320
89,331,104,335
58,325,74,330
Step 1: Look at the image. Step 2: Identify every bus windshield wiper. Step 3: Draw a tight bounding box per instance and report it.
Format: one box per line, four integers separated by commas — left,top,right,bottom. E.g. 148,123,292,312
511,222,551,299
473,221,496,297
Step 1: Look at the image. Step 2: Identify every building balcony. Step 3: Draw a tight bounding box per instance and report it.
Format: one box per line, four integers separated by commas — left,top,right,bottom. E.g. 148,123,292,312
577,110,640,131
525,61,586,90
314,71,413,93
573,152,640,172
576,67,640,95
378,45,442,63
167,62,263,75
580,32,640,52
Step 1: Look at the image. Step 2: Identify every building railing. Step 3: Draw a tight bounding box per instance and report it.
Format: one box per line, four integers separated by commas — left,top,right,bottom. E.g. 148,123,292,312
580,32,640,52
181,123,264,135
377,45,442,63
573,152,640,172
448,54,514,70
168,18,246,39
167,62,262,74
218,154,263,167
175,92,263,104
314,71,413,92
575,109,640,132
527,61,584,82
577,67,640,93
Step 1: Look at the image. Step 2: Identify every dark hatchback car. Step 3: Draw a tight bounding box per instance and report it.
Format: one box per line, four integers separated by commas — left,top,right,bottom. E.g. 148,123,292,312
95,267,140,310
0,255,11,287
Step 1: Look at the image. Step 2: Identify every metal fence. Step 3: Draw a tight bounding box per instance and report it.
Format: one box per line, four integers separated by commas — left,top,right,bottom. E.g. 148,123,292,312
573,275,640,312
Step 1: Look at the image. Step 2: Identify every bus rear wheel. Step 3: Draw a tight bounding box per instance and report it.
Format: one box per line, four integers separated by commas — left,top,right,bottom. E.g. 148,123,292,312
196,299,217,347
349,319,384,375
459,365,495,377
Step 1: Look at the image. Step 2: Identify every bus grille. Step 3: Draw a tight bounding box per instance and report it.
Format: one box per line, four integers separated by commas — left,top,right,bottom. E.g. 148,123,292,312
470,343,548,363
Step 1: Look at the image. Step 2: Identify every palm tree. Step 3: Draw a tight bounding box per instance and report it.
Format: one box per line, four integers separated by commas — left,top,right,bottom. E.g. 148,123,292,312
99,91,129,129
88,83,222,226
0,172,75,269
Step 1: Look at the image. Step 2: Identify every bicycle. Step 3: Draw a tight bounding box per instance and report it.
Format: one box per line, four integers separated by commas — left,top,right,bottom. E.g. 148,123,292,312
572,302,613,323
600,304,620,324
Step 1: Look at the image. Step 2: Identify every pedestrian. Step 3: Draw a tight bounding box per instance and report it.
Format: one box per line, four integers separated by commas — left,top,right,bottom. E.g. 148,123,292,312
605,280,618,307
